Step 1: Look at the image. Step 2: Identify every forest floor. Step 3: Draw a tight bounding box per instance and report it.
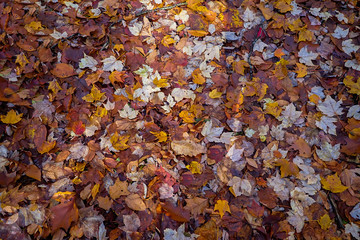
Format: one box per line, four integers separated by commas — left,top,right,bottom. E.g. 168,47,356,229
1,0,360,239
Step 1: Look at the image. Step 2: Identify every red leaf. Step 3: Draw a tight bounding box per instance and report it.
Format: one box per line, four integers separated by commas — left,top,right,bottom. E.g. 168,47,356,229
72,120,85,135
50,196,78,232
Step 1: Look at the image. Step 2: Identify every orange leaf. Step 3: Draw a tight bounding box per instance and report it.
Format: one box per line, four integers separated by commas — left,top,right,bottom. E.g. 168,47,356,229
151,131,167,142
25,165,41,181
298,27,314,42
187,30,208,37
295,63,307,78
82,85,105,103
51,63,75,78
214,200,231,218
110,132,130,151
291,137,312,158
37,141,56,154
321,173,348,193
71,120,85,135
109,71,126,85
264,102,282,118
179,110,196,123
233,60,248,75
274,48,286,58
192,68,206,84
275,159,299,178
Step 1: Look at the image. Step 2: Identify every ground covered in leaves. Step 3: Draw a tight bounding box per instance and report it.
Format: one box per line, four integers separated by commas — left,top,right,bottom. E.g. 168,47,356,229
1,0,360,239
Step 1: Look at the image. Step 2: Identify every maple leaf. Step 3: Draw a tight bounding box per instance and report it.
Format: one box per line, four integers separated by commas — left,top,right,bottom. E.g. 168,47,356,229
317,95,343,117
316,142,340,162
38,141,56,154
108,178,130,199
110,132,130,151
278,103,302,127
264,101,282,118
342,39,360,56
119,104,139,120
71,121,86,135
184,197,208,217
192,68,206,84
318,214,331,230
345,223,360,239
321,173,348,193
316,115,337,135
50,29,68,39
101,56,124,72
79,54,98,71
214,200,231,218
164,224,198,240
82,85,105,103
179,110,196,123
295,63,307,78
275,159,300,178
298,46,318,66
332,26,349,39
347,105,360,120
151,131,167,142
1,110,23,124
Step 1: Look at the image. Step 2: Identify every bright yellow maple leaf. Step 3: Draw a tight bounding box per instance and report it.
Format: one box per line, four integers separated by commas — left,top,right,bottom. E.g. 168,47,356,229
209,89,222,98
82,85,105,102
1,110,23,124
321,173,348,193
94,106,107,117
179,110,196,123
214,200,231,218
24,21,44,32
295,63,307,78
318,214,332,230
151,131,167,142
110,132,130,151
15,53,29,68
344,76,360,95
274,0,293,13
186,161,202,174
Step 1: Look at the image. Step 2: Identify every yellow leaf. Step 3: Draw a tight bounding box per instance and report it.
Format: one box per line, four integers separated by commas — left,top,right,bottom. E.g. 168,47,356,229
91,183,100,199
186,161,202,174
189,104,204,117
48,79,62,94
114,44,124,52
318,214,332,230
275,159,300,178
94,106,107,117
187,30,208,37
1,110,23,124
192,68,206,84
309,94,320,104
233,60,248,75
82,85,105,103
161,35,176,47
321,173,348,193
24,21,44,32
179,110,196,123
257,2,274,20
288,18,303,32
264,102,282,118
295,63,307,78
110,132,130,151
187,0,204,10
15,53,29,68
151,131,167,143
274,0,293,13
38,141,56,154
214,200,231,218
298,27,314,42
209,89,222,98
177,24,186,32
344,76,360,95
153,78,169,88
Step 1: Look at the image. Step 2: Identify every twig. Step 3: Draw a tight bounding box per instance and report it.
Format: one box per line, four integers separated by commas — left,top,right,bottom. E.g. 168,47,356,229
328,193,345,229
135,2,188,17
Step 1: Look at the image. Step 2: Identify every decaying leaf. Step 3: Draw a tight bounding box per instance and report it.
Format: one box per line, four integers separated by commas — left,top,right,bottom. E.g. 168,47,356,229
171,139,206,157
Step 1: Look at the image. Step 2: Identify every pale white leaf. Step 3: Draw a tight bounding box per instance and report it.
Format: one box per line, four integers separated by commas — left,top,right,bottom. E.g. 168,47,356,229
298,46,318,66
101,56,123,72
128,21,143,36
171,88,196,102
315,116,337,135
347,105,360,120
317,95,343,117
253,40,268,52
50,29,68,39
278,103,302,127
316,142,340,162
158,183,174,199
119,104,139,120
345,223,360,239
332,26,349,39
345,59,360,71
226,144,244,162
79,53,98,71
342,39,360,55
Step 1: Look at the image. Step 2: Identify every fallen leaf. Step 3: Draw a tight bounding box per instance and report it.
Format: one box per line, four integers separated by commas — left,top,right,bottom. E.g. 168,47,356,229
171,139,206,156
214,199,231,218
0,110,23,124
51,63,76,78
108,178,130,199
125,194,146,211
321,173,348,193
318,214,331,230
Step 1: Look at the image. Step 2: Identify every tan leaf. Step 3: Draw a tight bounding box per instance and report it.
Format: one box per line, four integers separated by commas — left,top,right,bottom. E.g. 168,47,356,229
108,178,130,199
171,139,206,156
125,194,146,211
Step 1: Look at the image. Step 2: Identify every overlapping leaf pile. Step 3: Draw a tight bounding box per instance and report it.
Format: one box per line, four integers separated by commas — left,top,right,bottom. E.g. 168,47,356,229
0,0,360,239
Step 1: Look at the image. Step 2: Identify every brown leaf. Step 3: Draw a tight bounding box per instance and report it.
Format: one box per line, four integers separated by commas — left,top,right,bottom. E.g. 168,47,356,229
161,200,190,222
50,196,78,232
125,194,146,211
171,139,206,157
108,178,130,199
51,63,76,78
291,137,312,158
184,197,208,217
